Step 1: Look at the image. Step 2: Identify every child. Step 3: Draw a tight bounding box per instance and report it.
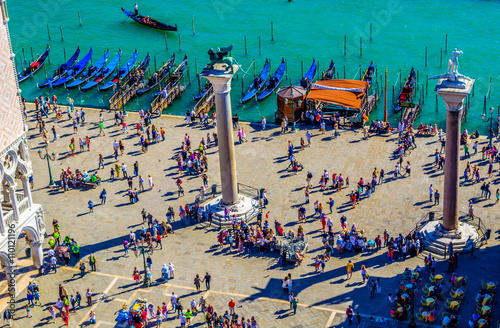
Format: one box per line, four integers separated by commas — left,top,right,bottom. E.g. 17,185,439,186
88,200,94,213
26,303,32,318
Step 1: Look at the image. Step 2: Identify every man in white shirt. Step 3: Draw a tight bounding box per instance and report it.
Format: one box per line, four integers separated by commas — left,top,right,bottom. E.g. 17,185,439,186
121,163,128,178
171,292,178,311
50,256,58,273
113,140,119,152
429,185,433,202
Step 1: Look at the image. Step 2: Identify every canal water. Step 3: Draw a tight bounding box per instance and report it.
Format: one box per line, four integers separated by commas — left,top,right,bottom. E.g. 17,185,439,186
8,0,500,132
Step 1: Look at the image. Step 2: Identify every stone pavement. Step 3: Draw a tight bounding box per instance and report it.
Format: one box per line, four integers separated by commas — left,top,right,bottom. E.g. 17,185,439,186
2,103,499,327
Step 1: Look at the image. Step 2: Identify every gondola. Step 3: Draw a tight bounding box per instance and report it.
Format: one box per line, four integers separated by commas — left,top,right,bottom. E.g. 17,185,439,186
125,53,151,87
80,50,122,91
193,82,212,101
38,47,80,88
321,60,336,80
257,58,286,101
136,54,175,96
121,7,177,31
51,47,93,88
298,59,316,89
153,55,187,97
241,59,270,104
18,46,50,83
394,67,416,113
99,51,139,91
362,61,375,84
66,50,110,89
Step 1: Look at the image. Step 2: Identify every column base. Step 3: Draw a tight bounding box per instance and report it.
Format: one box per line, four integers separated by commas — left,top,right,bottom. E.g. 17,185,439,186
204,195,260,226
418,216,480,255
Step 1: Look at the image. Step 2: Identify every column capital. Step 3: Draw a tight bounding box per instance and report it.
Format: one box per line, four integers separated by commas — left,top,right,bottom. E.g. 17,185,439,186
20,174,29,182
30,240,43,247
7,184,17,193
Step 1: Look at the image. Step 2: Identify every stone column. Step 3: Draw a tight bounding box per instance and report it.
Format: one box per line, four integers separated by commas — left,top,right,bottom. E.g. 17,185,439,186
442,108,461,230
21,174,33,208
4,266,16,296
203,74,239,205
30,240,44,267
7,185,20,222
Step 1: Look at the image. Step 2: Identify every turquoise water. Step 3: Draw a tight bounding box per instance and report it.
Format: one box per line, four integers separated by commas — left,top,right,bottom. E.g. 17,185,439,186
8,0,500,132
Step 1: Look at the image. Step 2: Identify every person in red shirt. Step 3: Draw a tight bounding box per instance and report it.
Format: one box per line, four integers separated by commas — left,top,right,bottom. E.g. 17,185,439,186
228,299,236,315
140,309,148,326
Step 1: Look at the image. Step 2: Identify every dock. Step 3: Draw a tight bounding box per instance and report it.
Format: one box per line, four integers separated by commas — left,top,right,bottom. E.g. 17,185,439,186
401,100,422,125
150,81,186,115
361,92,379,118
150,57,188,115
193,87,215,116
108,75,141,111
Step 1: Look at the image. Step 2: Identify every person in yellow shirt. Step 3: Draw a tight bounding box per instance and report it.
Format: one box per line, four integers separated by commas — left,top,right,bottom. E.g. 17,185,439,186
346,260,354,279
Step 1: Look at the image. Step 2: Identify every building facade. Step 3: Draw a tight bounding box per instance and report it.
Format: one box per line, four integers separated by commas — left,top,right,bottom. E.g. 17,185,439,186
0,0,45,296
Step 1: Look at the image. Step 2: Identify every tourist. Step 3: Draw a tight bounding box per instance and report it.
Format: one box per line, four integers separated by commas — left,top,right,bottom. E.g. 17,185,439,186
261,116,266,130
346,260,354,279
228,298,236,315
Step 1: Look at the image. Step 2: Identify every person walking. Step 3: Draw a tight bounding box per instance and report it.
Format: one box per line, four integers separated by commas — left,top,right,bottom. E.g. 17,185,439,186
346,260,354,279
361,265,368,283
202,272,211,290
291,296,299,314
429,184,433,202
434,190,440,205
369,278,376,298
88,254,96,271
79,262,86,278
86,288,93,306
194,274,201,292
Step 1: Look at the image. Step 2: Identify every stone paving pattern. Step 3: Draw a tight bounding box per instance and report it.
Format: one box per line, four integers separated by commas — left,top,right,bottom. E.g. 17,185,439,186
1,103,499,327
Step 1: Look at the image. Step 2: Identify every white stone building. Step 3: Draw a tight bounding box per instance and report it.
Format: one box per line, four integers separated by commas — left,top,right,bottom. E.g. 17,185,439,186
0,0,45,295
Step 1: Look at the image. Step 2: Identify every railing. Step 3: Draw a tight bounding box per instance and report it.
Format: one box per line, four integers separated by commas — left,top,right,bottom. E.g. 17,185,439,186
150,78,183,115
109,77,141,111
4,210,14,226
15,192,24,203
18,197,29,215
193,87,215,116
409,210,489,250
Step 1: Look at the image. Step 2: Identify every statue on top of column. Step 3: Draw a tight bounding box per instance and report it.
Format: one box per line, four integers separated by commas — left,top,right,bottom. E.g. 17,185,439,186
428,48,471,88
206,45,237,74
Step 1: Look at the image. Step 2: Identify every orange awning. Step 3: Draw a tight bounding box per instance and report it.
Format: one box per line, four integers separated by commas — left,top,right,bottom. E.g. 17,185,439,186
307,79,369,109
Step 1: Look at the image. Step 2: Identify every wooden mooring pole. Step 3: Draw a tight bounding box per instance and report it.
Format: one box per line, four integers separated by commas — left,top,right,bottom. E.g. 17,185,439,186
78,11,82,26
47,24,51,40
60,25,64,41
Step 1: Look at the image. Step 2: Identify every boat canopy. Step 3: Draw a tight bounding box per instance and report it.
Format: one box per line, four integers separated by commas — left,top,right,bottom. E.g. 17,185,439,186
307,79,369,109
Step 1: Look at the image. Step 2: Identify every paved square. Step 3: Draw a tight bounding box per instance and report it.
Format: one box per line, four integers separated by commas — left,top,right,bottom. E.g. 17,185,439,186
1,104,499,327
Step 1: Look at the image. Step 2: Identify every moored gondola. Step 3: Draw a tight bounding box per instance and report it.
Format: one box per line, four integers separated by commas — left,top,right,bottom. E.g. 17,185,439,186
321,60,335,80
241,59,270,104
66,50,110,89
38,46,80,88
257,58,286,101
99,50,139,91
194,82,212,101
394,67,416,113
80,50,122,91
18,46,50,83
136,54,175,96
51,47,93,88
298,59,316,89
362,61,375,84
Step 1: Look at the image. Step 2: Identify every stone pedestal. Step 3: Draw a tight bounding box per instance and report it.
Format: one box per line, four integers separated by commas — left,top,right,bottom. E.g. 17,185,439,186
419,216,479,255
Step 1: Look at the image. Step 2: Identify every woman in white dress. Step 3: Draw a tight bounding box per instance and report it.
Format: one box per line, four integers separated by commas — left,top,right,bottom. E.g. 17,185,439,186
148,175,154,190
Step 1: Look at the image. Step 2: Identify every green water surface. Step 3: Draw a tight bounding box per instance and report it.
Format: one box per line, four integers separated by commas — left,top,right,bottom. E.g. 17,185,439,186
7,0,500,132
